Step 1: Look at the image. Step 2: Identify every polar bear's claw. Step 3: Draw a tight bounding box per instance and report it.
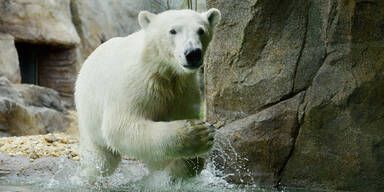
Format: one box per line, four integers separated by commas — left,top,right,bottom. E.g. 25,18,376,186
174,120,216,157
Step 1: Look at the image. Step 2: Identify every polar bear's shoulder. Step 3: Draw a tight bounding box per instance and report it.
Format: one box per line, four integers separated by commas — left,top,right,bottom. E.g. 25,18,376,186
91,31,144,57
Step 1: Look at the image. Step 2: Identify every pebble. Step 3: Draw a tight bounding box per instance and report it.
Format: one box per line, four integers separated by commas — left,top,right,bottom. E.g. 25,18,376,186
214,121,225,128
0,133,79,161
44,135,58,143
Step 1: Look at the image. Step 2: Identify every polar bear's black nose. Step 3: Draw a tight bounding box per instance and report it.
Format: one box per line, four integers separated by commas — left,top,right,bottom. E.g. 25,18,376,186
184,48,202,69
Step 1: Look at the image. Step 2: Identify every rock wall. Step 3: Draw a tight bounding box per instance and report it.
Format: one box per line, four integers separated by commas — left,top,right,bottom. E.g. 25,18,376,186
0,33,20,83
0,77,69,136
71,0,165,62
206,0,384,191
71,0,200,63
0,0,80,46
37,46,78,106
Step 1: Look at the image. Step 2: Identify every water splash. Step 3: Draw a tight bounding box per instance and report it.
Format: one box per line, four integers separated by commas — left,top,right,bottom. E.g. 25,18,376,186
207,131,256,185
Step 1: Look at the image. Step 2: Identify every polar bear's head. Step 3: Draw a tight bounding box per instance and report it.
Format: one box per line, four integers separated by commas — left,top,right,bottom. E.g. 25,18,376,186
138,8,221,73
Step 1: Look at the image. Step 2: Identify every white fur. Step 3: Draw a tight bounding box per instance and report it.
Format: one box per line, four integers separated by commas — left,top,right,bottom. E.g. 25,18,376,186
75,9,221,181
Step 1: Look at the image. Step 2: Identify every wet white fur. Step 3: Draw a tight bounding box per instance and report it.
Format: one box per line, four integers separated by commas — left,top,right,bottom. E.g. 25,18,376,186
75,9,220,181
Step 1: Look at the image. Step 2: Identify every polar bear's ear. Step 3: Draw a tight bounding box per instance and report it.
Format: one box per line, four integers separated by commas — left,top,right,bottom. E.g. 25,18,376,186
203,8,221,27
138,11,156,29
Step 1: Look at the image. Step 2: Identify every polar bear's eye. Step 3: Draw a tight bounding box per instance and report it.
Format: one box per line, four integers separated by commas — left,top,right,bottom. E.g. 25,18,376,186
197,28,205,36
169,29,177,35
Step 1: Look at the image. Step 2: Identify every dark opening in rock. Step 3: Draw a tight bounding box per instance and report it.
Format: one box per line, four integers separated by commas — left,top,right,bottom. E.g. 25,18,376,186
16,43,38,85
15,43,77,108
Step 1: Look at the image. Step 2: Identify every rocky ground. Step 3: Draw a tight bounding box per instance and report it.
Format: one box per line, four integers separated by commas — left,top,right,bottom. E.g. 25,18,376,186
0,132,146,186
0,106,79,161
0,133,81,185
0,133,79,161
0,133,148,189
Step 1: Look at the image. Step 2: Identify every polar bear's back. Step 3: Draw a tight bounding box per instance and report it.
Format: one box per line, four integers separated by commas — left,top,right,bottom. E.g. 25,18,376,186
75,31,145,139
76,31,144,101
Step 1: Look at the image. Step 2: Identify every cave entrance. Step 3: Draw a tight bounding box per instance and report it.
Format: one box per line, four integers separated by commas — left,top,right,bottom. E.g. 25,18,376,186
15,42,77,107
16,43,38,85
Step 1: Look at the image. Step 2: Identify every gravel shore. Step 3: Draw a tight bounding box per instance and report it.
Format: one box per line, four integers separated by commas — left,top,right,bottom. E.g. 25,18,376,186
0,133,79,161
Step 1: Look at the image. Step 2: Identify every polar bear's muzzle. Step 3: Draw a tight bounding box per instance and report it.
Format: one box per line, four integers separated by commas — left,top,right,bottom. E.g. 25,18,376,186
183,48,202,69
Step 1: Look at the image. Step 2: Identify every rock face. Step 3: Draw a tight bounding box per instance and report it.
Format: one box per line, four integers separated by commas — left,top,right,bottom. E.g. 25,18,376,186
0,77,69,136
0,33,20,83
71,0,161,61
0,0,81,106
206,0,384,191
0,0,80,46
71,0,181,63
205,0,308,123
212,93,304,185
35,46,79,107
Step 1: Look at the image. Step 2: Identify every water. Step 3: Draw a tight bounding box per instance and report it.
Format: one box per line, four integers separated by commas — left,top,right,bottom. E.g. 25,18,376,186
0,137,329,192
0,157,265,192
0,157,330,192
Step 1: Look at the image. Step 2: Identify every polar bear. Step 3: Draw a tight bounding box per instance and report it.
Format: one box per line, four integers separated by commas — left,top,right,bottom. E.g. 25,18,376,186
74,8,221,182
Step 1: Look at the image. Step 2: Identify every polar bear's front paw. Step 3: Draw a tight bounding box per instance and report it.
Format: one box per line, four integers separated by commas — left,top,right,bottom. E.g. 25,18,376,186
176,120,216,157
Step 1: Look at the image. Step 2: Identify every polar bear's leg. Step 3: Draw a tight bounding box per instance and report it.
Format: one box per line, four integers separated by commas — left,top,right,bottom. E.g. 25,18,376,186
101,107,214,161
79,139,121,183
165,158,205,178
145,157,204,178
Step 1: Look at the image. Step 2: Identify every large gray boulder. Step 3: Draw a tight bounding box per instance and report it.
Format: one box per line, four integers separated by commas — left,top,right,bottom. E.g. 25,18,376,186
0,78,69,136
206,0,384,191
0,0,80,46
0,33,20,84
71,0,179,62
205,0,308,123
212,93,304,185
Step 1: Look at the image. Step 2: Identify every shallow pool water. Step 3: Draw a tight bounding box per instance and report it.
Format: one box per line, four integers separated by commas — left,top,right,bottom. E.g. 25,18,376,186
0,137,330,192
0,157,256,192
0,157,329,192
0,156,310,192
